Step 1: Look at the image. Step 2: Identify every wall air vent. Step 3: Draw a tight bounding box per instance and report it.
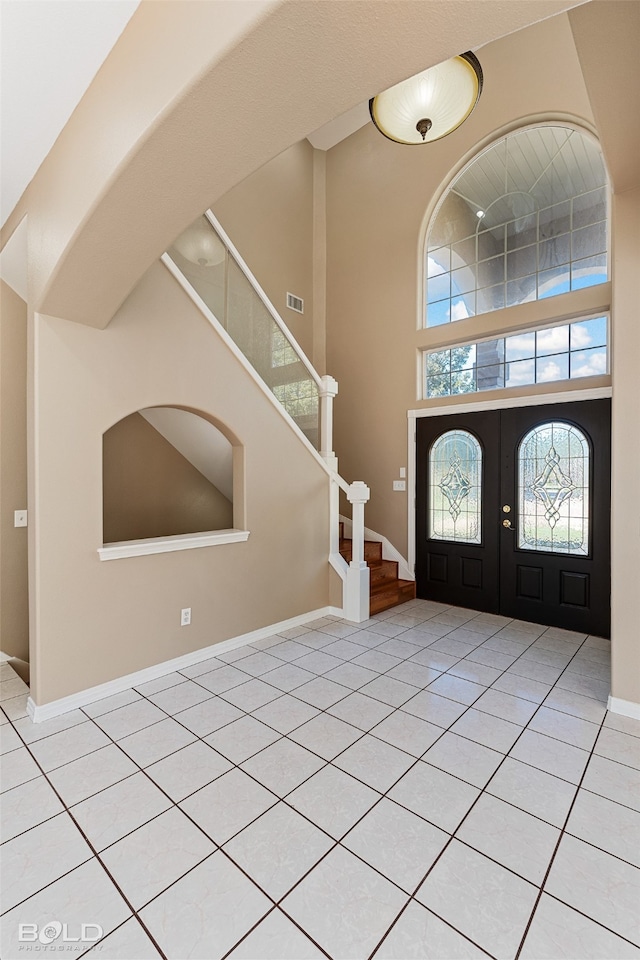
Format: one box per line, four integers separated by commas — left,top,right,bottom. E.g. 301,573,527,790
286,292,304,314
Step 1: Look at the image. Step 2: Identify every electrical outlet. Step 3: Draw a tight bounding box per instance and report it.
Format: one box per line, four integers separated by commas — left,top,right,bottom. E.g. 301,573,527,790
14,510,27,528
393,480,406,492
180,607,191,626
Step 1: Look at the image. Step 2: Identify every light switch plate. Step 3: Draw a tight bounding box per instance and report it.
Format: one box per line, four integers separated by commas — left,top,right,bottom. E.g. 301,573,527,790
393,480,406,492
14,510,27,527
399,467,406,478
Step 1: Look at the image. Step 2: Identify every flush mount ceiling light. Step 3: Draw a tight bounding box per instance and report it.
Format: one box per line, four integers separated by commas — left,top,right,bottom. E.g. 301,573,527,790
369,52,483,145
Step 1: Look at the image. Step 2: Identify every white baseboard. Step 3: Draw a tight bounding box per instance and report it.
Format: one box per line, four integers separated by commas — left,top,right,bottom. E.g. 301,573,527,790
339,516,413,582
0,651,11,663
27,606,337,723
327,606,345,618
607,695,640,720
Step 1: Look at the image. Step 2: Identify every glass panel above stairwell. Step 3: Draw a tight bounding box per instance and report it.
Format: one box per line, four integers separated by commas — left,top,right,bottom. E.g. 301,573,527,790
226,257,319,449
168,216,227,321
166,215,320,450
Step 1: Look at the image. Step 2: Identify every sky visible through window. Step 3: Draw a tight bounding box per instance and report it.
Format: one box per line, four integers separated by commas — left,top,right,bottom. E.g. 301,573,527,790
425,126,608,328
425,316,607,398
427,259,608,328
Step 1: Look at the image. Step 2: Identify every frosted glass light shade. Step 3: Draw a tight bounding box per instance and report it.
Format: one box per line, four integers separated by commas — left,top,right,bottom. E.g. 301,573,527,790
172,217,226,267
370,53,482,145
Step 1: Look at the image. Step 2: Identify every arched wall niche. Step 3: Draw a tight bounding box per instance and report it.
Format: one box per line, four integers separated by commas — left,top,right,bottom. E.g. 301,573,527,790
102,405,245,544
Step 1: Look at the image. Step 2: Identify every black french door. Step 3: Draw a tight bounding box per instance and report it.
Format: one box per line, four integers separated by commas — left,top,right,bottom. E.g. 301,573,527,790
415,399,611,637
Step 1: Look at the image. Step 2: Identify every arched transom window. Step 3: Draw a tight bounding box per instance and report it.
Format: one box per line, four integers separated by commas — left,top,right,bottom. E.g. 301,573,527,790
425,125,608,327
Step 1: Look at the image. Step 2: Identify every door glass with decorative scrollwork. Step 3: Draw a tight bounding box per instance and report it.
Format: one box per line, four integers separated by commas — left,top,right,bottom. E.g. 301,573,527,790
518,421,589,555
429,429,482,544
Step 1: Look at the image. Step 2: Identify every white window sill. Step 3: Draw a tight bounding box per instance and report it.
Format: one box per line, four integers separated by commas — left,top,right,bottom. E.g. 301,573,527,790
98,529,250,561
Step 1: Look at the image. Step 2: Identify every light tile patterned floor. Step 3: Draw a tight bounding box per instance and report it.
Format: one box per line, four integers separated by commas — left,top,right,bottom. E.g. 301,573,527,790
1,601,640,960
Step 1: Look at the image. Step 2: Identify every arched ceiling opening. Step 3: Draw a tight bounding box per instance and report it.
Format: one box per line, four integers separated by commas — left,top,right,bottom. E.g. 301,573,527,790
2,1,619,329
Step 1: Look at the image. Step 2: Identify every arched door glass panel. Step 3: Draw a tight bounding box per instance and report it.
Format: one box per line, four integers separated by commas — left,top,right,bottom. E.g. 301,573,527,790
518,421,589,555
429,429,482,543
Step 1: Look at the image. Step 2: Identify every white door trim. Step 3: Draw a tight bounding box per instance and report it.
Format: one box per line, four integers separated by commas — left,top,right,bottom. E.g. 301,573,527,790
406,384,612,576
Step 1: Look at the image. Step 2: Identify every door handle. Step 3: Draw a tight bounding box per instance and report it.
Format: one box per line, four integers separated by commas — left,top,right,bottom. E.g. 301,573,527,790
502,519,514,529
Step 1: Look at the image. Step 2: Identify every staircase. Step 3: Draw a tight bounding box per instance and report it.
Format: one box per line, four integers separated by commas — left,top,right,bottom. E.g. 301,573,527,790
165,211,400,622
339,523,416,615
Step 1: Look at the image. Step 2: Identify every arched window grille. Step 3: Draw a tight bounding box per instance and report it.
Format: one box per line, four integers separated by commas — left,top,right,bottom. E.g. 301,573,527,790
425,125,608,327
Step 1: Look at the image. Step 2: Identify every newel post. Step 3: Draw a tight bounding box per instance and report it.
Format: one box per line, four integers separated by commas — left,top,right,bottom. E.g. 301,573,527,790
345,480,371,622
319,375,339,470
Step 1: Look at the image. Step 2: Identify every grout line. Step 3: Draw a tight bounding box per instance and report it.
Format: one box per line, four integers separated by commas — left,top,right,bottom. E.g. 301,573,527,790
0,722,170,960
513,707,610,959
361,617,617,958
366,900,496,960
537,892,640,951
0,613,608,825
223,620,590,954
102,606,514,952
2,604,633,960
4,707,282,949
218,905,333,960
578,784,640,818
559,826,640,873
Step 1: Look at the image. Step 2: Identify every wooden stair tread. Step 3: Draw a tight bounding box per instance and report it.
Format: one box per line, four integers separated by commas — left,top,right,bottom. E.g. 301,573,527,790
339,538,382,563
371,578,415,595
370,579,416,614
340,534,416,614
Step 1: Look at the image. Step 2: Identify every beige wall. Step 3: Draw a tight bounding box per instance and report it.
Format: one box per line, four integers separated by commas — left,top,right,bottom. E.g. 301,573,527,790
610,186,640,703
30,262,331,706
0,281,29,660
103,412,233,543
213,140,316,362
326,14,597,555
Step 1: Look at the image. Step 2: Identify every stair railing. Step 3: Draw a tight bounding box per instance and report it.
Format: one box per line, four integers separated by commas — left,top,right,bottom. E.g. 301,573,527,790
163,212,370,621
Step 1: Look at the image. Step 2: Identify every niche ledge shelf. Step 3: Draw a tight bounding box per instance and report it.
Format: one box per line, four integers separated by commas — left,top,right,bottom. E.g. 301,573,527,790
98,529,250,561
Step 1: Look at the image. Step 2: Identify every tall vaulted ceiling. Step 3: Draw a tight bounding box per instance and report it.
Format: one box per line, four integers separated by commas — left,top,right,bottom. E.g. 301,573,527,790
1,1,637,325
